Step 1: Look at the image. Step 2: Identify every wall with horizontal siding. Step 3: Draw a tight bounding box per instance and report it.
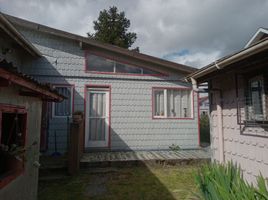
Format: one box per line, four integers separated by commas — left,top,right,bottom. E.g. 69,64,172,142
16,25,199,153
0,86,42,200
210,73,268,184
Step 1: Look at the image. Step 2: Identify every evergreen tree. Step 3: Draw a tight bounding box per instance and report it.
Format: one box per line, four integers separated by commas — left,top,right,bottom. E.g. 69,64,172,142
88,6,137,49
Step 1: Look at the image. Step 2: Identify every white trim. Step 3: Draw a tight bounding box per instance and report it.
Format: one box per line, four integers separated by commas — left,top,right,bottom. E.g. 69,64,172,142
245,28,268,48
52,85,74,118
164,89,168,118
85,88,110,148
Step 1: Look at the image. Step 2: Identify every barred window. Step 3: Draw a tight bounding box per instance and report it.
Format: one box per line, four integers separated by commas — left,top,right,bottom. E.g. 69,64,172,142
247,76,266,121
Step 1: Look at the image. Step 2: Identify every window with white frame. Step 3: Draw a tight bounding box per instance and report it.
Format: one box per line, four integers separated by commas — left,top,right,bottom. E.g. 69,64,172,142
153,88,192,118
53,86,73,117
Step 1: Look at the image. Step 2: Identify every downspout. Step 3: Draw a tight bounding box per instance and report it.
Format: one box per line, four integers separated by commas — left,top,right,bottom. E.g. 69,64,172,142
190,77,198,92
189,77,200,146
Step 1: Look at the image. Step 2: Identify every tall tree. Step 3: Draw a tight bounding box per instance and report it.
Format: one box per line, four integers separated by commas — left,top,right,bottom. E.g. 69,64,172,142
88,6,137,49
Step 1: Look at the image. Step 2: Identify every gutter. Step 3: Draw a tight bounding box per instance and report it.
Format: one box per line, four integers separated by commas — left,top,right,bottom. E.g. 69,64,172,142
187,38,268,81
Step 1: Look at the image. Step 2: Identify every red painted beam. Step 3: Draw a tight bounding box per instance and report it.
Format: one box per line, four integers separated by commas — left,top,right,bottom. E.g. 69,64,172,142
0,78,10,87
0,68,64,102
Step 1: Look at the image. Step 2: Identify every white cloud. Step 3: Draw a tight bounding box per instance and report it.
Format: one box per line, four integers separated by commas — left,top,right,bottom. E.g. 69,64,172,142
166,51,221,68
1,0,268,67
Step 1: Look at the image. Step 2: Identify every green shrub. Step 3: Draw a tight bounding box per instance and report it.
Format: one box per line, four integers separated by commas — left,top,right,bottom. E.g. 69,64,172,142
195,162,268,200
200,114,210,145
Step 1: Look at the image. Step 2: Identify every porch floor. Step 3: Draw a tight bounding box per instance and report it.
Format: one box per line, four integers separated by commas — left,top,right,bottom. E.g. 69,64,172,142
80,149,211,166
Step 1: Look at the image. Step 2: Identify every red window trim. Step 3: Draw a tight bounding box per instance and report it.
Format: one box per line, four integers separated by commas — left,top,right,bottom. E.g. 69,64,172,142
0,170,24,189
84,50,168,77
84,84,112,149
0,104,27,189
52,84,75,118
152,87,195,120
197,92,201,146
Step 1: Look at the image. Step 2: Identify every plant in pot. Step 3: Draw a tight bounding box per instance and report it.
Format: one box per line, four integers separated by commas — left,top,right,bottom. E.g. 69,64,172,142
72,111,84,122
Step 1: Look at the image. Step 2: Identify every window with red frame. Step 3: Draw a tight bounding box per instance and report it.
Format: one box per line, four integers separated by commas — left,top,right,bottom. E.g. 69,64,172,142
0,105,27,188
153,88,192,118
85,53,163,75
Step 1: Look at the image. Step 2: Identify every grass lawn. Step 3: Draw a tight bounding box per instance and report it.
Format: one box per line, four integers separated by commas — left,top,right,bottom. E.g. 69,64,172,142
38,164,199,200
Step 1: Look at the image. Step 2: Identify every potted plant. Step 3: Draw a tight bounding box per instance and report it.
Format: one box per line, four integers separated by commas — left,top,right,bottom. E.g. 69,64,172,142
72,111,84,122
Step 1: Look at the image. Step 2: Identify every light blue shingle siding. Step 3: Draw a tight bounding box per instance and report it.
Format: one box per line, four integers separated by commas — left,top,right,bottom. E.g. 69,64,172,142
17,26,199,153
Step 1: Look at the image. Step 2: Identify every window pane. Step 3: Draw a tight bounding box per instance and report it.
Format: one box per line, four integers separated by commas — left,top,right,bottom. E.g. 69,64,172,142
143,68,162,75
89,93,106,117
181,90,191,117
249,79,263,119
154,90,165,116
167,89,191,118
55,87,71,116
116,63,142,74
86,54,114,72
89,118,106,141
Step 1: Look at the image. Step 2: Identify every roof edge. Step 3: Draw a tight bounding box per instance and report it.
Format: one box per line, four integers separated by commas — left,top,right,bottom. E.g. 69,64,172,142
0,12,42,57
0,59,64,101
187,38,268,82
245,28,268,48
3,13,197,74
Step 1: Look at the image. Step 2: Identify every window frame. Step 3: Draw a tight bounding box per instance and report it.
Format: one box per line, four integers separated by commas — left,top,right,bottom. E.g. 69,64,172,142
246,75,267,121
52,85,74,118
0,104,27,189
152,87,194,120
84,51,166,77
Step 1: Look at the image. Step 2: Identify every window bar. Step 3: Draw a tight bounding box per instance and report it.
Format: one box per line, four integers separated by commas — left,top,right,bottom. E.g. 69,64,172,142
164,89,167,118
113,61,116,73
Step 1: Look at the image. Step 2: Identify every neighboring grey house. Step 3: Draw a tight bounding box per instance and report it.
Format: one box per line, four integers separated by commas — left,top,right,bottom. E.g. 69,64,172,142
1,13,200,154
0,14,63,200
188,28,268,184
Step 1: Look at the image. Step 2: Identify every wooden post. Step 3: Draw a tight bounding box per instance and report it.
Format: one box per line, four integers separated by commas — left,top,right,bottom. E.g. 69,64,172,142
68,117,84,175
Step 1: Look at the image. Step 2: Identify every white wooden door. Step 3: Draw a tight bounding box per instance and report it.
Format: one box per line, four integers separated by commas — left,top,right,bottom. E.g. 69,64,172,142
85,88,109,148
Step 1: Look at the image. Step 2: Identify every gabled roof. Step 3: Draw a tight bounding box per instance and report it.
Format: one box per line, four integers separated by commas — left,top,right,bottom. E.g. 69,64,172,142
2,13,197,74
0,59,64,102
0,13,41,57
245,28,268,48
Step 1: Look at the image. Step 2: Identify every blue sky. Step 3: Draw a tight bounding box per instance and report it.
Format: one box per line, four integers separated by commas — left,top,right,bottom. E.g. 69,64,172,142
1,0,268,68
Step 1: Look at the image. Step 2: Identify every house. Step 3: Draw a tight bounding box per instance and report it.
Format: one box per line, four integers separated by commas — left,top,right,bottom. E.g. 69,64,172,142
0,14,63,200
187,28,268,184
199,96,209,116
0,13,200,154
